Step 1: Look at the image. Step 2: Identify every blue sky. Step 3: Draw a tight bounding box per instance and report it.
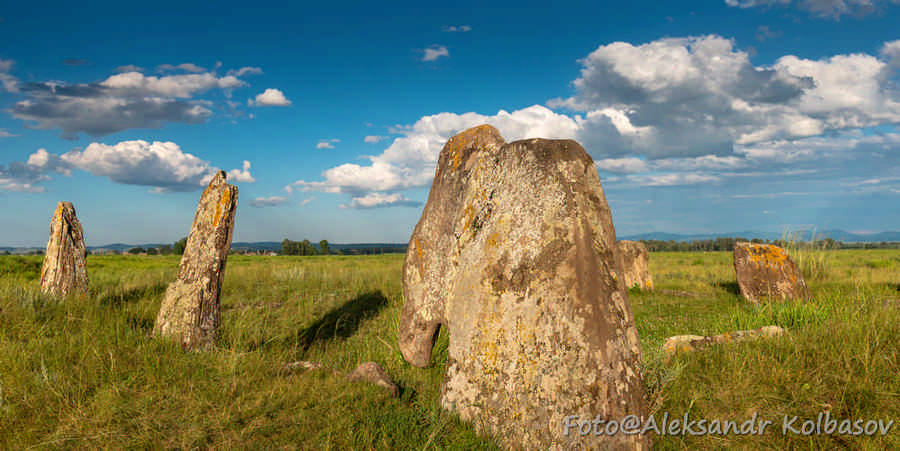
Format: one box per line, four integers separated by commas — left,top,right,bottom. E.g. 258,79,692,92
2,0,900,246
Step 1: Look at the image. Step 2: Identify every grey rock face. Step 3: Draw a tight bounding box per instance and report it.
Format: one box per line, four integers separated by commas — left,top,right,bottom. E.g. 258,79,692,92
40,201,89,297
733,242,810,303
399,125,650,450
154,171,237,349
616,240,653,290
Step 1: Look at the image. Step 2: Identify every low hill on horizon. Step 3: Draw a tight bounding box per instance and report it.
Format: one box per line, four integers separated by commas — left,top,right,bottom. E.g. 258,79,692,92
5,229,900,254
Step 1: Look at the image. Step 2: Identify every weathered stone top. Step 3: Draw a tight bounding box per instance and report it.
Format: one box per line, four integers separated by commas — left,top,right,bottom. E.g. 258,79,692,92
177,171,237,283
441,124,506,171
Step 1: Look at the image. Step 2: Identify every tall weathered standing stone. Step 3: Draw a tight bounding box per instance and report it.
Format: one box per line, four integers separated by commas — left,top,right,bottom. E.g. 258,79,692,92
399,125,649,450
40,201,89,297
733,242,810,303
615,240,653,290
154,171,237,348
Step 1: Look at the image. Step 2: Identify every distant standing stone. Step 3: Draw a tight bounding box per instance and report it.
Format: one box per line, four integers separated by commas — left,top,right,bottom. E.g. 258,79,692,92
616,240,653,290
40,201,89,297
399,125,649,450
733,242,810,302
154,171,238,348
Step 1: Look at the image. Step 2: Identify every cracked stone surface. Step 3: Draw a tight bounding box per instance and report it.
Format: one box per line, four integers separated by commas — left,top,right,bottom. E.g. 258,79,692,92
154,171,237,349
615,240,653,290
40,201,89,298
734,242,810,303
399,125,650,450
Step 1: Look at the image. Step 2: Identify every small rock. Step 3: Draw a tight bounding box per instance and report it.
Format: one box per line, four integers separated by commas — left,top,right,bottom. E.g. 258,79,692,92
347,361,399,398
282,360,325,372
663,325,785,359
658,289,701,298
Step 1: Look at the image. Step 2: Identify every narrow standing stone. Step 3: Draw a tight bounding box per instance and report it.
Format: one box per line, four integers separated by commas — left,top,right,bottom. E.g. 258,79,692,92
154,171,238,348
40,201,89,297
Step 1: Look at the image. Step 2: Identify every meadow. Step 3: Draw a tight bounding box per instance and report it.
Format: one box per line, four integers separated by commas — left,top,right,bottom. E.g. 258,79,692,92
1,248,899,449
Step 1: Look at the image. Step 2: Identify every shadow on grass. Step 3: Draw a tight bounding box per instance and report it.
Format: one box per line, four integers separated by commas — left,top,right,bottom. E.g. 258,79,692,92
251,291,389,353
714,280,742,295
127,315,155,332
98,281,168,307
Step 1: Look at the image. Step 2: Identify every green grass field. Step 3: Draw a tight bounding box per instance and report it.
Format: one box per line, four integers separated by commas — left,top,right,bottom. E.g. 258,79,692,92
1,249,899,449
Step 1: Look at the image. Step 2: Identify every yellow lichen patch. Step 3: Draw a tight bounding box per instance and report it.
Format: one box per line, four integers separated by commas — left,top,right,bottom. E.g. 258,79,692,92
748,244,789,267
212,187,233,228
487,231,501,249
414,237,423,260
443,124,501,170
462,203,476,231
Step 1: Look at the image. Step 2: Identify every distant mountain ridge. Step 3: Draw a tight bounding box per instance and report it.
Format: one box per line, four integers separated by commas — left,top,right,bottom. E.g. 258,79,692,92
4,229,900,254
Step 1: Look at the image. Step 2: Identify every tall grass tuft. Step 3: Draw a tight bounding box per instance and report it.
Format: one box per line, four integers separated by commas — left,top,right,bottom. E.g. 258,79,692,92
781,227,831,281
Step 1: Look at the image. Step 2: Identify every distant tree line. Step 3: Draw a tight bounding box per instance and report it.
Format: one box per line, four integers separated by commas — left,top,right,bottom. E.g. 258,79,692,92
639,237,900,252
281,239,331,256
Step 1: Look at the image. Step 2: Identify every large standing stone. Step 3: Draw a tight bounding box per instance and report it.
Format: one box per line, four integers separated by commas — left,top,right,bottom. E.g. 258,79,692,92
399,125,649,450
615,240,653,290
40,201,89,297
733,242,810,303
154,171,237,348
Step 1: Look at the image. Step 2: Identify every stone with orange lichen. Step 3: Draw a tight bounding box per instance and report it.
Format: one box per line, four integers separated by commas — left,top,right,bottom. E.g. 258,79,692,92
154,171,238,349
733,242,810,303
399,125,649,450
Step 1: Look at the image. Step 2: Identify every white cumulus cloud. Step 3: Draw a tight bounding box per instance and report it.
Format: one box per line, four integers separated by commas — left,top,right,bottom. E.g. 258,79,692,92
550,35,900,158
0,141,256,193
250,88,291,106
249,196,288,207
10,64,265,138
422,45,449,62
0,58,19,92
157,63,206,73
317,139,340,149
340,192,422,209
725,0,900,18
100,71,244,98
228,160,256,183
